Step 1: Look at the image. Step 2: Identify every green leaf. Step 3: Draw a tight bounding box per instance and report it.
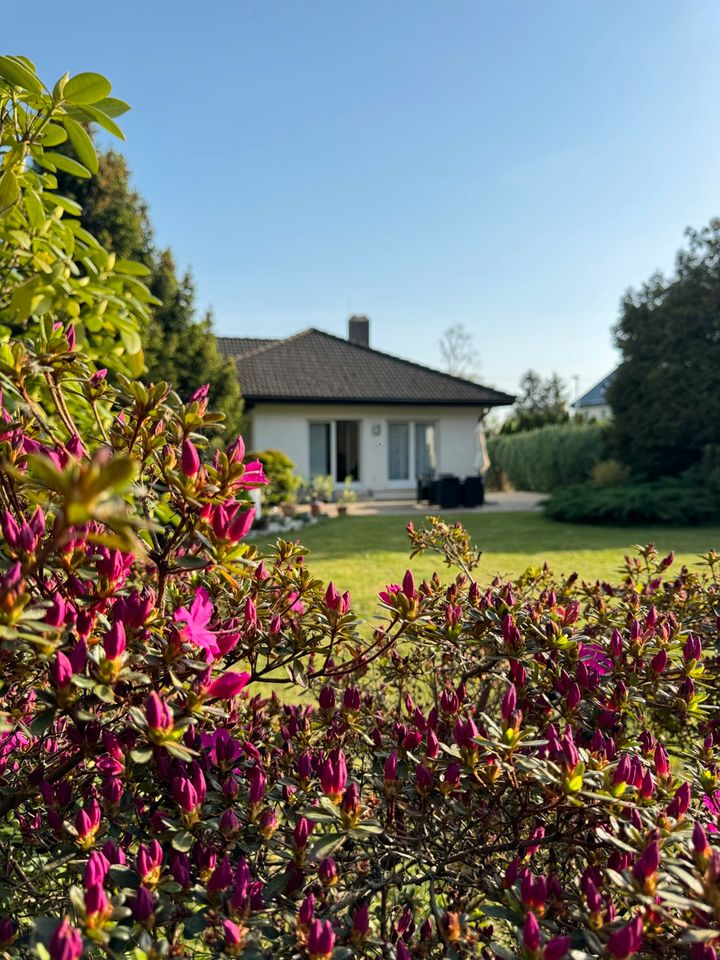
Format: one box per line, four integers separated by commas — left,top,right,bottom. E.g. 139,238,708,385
52,194,83,216
94,96,131,117
62,117,98,174
0,171,19,212
40,152,92,179
64,72,112,104
171,830,195,853
42,123,68,147
0,55,44,95
309,831,345,860
115,259,152,277
108,864,139,890
119,326,142,356
24,188,44,228
77,103,126,140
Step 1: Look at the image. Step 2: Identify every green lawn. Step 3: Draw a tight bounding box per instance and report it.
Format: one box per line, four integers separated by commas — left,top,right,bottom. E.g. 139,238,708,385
254,512,720,623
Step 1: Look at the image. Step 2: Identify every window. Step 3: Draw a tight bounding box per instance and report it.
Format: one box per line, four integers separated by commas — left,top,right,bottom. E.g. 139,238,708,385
309,422,331,477
336,421,360,481
387,420,437,482
415,422,436,479
309,421,360,482
388,423,410,480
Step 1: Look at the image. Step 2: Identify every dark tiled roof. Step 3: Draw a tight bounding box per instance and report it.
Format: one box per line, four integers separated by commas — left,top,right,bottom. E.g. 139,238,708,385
577,370,616,408
216,337,278,358
217,328,515,407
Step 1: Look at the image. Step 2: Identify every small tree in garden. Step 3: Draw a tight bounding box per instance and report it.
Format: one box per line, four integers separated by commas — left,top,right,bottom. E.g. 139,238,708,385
4,57,720,960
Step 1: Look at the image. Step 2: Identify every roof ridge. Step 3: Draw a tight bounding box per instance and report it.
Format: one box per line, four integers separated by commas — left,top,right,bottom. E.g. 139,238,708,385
224,331,311,361
577,368,616,405
303,327,514,401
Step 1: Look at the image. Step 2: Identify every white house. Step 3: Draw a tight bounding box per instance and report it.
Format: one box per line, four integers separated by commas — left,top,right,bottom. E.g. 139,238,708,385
217,317,514,498
575,370,616,421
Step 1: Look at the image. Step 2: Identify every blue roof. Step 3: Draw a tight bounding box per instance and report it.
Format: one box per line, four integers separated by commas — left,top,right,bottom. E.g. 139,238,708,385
577,370,616,408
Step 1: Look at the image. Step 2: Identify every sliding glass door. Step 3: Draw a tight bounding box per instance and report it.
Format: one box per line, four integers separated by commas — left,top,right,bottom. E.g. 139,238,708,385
308,421,360,482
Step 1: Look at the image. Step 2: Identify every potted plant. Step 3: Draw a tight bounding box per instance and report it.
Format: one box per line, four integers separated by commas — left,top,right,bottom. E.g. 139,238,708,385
337,476,357,516
310,474,334,516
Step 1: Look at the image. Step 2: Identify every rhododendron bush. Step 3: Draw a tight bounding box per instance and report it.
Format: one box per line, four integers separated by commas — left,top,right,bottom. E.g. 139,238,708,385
3,58,720,960
2,339,720,960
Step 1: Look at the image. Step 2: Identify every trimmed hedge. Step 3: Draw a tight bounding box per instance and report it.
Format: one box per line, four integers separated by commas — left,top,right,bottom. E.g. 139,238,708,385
488,422,605,492
544,478,719,525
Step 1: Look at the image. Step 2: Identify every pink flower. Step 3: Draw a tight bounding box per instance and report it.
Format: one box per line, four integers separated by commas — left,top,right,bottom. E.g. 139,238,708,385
579,642,612,675
205,671,251,700
48,917,83,960
174,588,219,660
233,458,267,489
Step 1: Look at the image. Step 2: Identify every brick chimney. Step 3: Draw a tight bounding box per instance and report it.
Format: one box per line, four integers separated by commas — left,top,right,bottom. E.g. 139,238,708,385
348,315,370,347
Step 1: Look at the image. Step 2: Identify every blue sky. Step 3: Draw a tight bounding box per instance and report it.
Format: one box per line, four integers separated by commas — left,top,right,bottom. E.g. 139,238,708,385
12,1,720,399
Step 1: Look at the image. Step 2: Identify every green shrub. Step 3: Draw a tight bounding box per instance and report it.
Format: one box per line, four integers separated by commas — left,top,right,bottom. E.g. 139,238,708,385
488,422,606,492
544,478,719,525
251,448,300,505
590,458,629,487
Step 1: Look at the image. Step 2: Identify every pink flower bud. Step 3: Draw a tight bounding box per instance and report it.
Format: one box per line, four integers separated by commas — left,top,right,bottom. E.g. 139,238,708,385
632,841,660,885
248,766,266,805
49,917,83,960
103,621,126,660
145,692,173,736
318,857,338,886
319,750,348,802
523,911,541,952
298,892,315,926
181,439,201,477
206,671,250,700
307,918,335,960
544,937,572,960
50,652,73,689
293,816,315,849
607,914,643,959
501,683,517,723
666,781,691,819
416,763,434,795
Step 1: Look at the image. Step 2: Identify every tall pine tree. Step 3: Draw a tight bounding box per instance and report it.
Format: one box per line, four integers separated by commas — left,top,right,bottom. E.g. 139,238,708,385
54,148,243,436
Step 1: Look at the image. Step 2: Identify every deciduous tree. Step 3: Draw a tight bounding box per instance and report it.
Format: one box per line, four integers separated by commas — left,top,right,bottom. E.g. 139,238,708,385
608,219,720,478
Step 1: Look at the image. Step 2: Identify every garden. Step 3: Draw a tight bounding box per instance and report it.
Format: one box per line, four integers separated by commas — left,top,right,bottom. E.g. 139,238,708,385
2,56,720,960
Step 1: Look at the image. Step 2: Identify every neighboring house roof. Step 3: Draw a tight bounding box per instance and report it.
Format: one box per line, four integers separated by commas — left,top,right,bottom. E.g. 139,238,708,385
217,328,515,407
216,337,278,357
576,370,616,408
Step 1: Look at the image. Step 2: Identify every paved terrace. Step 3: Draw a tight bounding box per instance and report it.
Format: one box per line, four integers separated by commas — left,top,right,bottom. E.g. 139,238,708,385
340,491,546,516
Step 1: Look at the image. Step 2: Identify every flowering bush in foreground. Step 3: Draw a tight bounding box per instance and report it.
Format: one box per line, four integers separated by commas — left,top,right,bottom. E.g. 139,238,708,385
2,333,720,959
4,53,718,960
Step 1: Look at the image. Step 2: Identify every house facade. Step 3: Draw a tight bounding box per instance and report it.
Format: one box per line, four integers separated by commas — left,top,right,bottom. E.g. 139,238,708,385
218,317,514,498
575,370,616,421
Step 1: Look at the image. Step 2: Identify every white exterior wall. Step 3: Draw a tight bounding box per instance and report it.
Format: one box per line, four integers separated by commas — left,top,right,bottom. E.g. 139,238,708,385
248,403,483,497
577,404,612,422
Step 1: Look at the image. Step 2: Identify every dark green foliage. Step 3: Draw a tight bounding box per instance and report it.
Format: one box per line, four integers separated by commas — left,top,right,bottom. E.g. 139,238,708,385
487,422,606,492
501,370,569,433
54,146,243,435
608,219,720,478
144,252,243,436
54,149,153,262
251,449,300,505
544,479,719,525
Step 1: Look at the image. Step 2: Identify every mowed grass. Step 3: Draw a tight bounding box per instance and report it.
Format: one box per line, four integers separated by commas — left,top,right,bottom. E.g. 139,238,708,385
252,512,720,623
